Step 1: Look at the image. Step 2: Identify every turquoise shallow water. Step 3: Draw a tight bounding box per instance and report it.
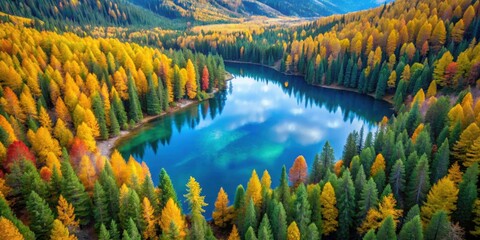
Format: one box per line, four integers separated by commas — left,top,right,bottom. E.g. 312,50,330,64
117,63,393,216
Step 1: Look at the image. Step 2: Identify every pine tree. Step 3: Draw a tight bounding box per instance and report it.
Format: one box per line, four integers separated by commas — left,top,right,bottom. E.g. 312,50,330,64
109,220,120,240
127,73,143,123
453,163,478,231
425,211,450,240
273,203,286,237
27,191,55,240
336,171,355,239
98,224,110,240
343,133,358,167
375,65,389,99
358,178,379,224
146,76,161,115
363,229,377,240
431,139,450,183
406,155,430,209
233,185,246,229
158,168,179,212
278,165,291,212
258,214,273,240
399,215,423,240
243,199,257,235
119,186,141,231
245,226,257,240
60,160,91,225
376,215,396,240
294,184,311,237
91,94,109,140
389,159,405,206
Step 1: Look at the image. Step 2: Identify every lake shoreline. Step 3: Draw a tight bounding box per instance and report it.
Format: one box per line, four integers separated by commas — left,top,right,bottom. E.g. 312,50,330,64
223,60,395,105
96,72,235,157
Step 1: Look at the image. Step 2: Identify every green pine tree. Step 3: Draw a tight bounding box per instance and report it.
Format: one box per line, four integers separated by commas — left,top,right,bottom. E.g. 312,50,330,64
398,215,423,240
93,181,110,229
336,170,356,239
376,215,397,240
99,224,111,240
26,191,54,240
60,159,92,225
425,211,450,240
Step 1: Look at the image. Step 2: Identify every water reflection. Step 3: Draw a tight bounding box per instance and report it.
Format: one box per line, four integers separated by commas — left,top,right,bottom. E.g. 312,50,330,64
116,63,393,215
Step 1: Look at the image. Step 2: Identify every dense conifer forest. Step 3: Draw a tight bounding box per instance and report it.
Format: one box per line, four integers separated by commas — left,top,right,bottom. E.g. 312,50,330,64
0,0,479,239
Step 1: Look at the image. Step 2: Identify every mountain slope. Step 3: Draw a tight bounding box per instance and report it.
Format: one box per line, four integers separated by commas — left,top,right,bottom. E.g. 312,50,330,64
0,0,182,28
129,0,392,21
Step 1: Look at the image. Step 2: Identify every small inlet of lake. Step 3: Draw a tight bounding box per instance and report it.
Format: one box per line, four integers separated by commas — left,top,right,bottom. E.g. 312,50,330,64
116,63,394,216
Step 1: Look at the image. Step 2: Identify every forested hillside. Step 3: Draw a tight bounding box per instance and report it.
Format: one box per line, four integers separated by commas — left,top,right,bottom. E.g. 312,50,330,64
0,0,479,239
0,0,183,28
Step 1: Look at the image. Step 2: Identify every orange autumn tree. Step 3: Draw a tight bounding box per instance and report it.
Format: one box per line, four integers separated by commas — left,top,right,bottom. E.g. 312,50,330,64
212,187,233,228
0,217,24,240
201,65,209,91
57,195,79,231
289,155,308,187
358,194,402,234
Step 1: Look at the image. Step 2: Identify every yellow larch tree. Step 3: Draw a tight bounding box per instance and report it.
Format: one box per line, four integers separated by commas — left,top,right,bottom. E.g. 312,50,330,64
50,219,77,240
246,169,263,208
185,59,197,99
426,80,437,98
387,71,397,89
448,104,465,130
358,194,402,234
28,127,61,163
141,197,156,240
371,154,386,176
54,119,74,148
46,152,62,177
447,162,463,185
453,123,480,165
19,86,38,119
321,182,338,236
411,89,426,107
110,150,128,185
57,195,79,230
78,155,97,192
38,107,53,132
212,187,233,228
411,123,425,144
287,221,300,240
260,170,272,193
159,198,186,239
228,225,240,240
421,177,458,224
0,115,17,144
0,217,24,240
55,97,72,124
76,122,96,152
83,109,100,137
